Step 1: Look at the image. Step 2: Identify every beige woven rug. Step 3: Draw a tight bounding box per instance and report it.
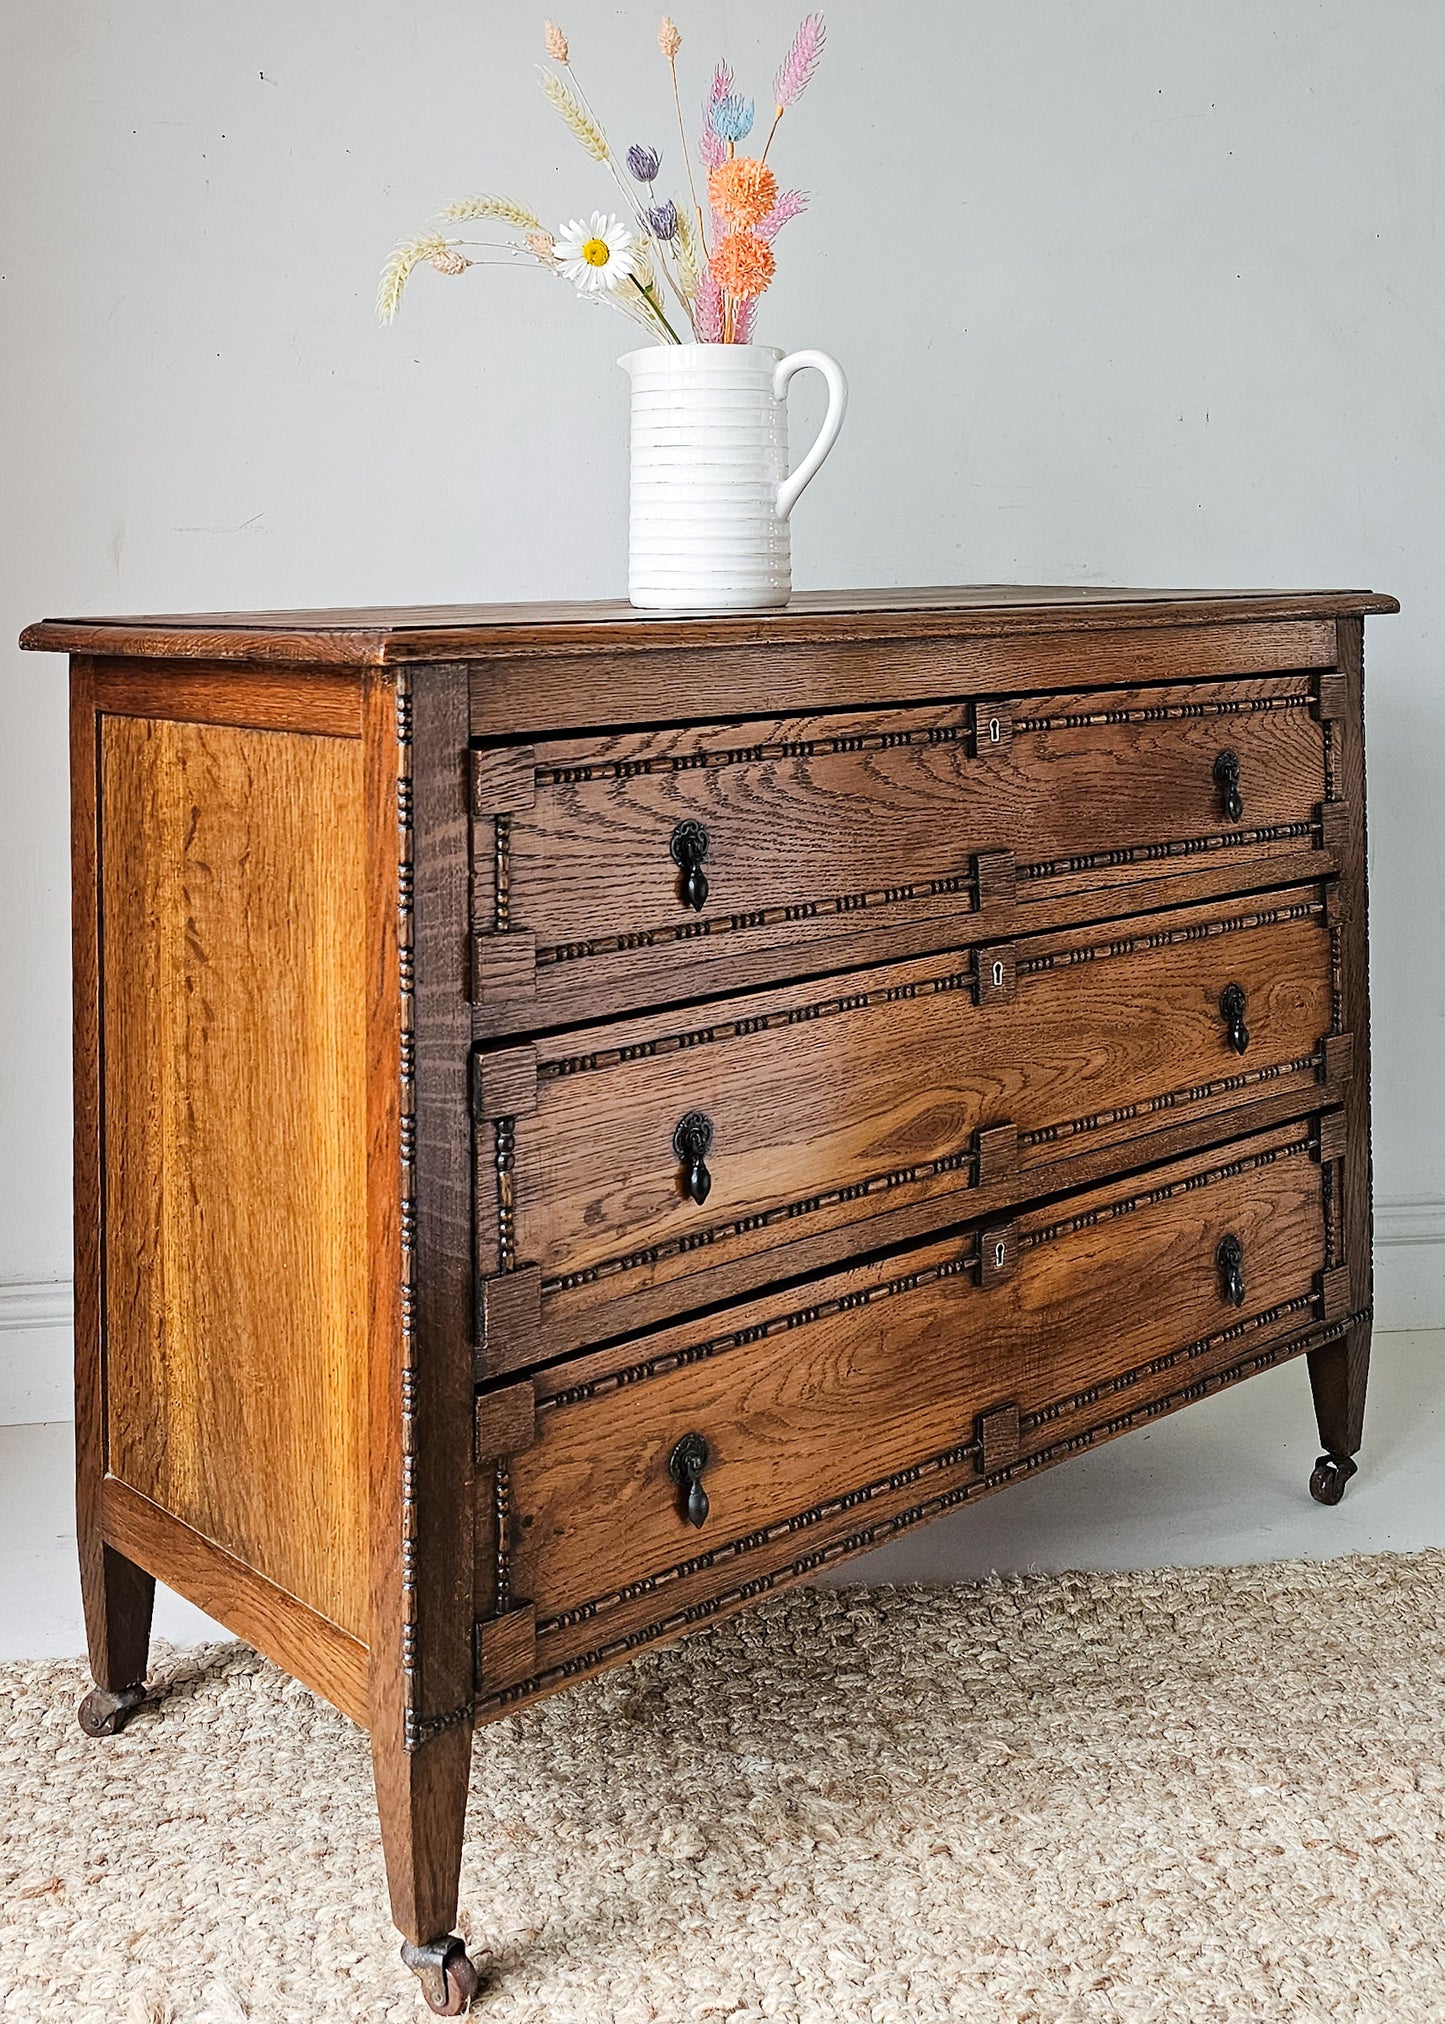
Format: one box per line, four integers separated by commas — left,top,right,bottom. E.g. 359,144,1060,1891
3,1553,1445,2022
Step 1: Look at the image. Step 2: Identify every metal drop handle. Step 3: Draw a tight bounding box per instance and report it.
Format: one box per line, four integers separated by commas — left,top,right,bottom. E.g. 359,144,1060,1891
670,820,709,911
673,1112,713,1205
669,1432,710,1527
1217,1232,1245,1307
1220,982,1249,1054
1213,749,1243,823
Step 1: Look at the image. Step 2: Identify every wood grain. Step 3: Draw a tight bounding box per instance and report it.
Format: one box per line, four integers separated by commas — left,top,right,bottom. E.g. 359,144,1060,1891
498,1121,1330,1638
102,1476,368,1723
1307,615,1375,1458
70,659,159,1694
472,679,1329,1032
476,885,1337,1362
46,587,1390,1983
363,665,477,1952
99,714,370,1640
20,585,1396,668
92,658,363,736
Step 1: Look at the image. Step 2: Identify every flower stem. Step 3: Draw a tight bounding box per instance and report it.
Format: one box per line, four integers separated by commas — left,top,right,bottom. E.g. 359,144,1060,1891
668,52,710,262
761,106,783,162
633,277,682,343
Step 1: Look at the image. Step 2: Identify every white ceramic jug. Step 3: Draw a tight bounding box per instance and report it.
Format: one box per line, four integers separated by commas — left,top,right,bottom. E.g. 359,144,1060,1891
619,342,848,611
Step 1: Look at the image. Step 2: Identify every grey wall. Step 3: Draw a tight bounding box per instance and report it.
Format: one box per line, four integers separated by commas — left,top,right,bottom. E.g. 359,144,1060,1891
2,0,1442,1419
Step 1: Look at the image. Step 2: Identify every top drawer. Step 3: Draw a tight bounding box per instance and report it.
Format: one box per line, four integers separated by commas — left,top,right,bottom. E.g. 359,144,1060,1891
471,672,1345,1034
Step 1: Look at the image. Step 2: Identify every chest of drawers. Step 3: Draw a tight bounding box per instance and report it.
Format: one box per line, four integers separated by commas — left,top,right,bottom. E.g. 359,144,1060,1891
22,585,1395,2014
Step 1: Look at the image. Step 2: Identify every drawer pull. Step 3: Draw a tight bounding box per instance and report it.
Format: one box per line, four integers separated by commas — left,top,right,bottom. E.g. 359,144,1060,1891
668,1432,711,1527
1219,982,1250,1054
1213,749,1243,823
670,820,710,911
1217,1232,1246,1307
673,1111,714,1205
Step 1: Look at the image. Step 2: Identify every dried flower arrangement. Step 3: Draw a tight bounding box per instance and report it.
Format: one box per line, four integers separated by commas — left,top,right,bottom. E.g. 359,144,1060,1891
378,13,825,344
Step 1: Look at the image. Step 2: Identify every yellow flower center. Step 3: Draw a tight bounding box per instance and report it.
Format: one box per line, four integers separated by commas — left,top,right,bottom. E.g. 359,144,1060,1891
581,238,611,267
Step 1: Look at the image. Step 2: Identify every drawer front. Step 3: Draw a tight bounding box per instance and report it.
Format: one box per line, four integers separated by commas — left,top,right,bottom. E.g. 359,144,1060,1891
474,884,1350,1368
470,673,1341,1032
476,1116,1352,1699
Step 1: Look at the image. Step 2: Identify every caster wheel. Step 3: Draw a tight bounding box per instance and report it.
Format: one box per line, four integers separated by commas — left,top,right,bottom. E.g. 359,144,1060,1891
1309,1452,1358,1507
402,1937,480,2015
78,1684,146,1737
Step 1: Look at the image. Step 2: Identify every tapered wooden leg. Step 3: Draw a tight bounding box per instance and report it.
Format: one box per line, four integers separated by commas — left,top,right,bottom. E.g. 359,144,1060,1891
1306,1317,1371,1505
71,658,155,1739
77,1540,155,1735
373,1724,479,2013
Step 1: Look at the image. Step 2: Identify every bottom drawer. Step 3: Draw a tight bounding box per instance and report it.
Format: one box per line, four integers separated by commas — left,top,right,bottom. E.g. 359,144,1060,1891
475,1113,1355,1709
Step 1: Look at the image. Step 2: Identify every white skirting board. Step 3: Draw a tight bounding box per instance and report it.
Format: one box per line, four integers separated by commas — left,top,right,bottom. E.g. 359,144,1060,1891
0,1281,74,1425
1,1214,1442,1425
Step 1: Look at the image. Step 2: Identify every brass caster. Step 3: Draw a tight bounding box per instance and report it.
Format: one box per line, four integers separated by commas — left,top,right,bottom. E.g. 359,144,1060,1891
77,1683,146,1737
402,1937,480,2015
1309,1452,1358,1507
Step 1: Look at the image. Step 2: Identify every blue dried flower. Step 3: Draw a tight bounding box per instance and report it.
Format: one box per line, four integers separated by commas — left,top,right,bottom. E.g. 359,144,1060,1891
645,198,679,240
710,93,755,144
626,143,662,183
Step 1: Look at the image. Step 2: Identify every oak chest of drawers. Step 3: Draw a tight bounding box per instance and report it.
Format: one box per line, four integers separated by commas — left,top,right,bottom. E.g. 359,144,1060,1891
22,584,1396,2013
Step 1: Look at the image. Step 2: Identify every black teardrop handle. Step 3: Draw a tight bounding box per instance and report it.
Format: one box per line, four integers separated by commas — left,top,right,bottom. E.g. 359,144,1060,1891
1217,1232,1245,1308
669,1432,710,1527
1219,982,1249,1054
673,1111,713,1205
1213,749,1243,823
670,820,710,911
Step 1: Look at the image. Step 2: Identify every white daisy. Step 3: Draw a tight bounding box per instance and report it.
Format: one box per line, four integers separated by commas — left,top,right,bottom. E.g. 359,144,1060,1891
554,211,639,294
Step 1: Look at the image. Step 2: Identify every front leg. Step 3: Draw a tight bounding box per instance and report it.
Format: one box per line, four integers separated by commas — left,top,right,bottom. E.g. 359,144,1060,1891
1306,1316,1371,1504
373,1723,479,2014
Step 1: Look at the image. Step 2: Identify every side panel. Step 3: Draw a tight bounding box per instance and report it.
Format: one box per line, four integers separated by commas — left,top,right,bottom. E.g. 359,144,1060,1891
99,712,370,1640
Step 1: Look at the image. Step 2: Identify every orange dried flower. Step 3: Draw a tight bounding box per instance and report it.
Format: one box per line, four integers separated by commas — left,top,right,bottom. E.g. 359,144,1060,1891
707,156,778,231
709,230,775,300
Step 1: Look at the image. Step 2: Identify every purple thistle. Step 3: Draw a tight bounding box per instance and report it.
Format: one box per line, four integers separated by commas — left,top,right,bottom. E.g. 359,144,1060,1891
773,13,826,109
626,143,662,183
756,188,809,241
700,60,734,171
645,198,679,240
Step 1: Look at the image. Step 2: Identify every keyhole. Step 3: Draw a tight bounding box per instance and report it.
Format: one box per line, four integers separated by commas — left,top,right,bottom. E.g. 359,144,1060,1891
994,1240,1006,1268
988,717,1002,744
992,959,1004,988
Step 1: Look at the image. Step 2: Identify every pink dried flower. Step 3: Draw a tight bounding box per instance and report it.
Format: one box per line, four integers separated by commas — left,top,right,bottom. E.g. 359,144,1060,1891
772,13,825,110
733,296,757,343
694,269,724,341
700,60,733,171
756,188,808,240
543,19,568,62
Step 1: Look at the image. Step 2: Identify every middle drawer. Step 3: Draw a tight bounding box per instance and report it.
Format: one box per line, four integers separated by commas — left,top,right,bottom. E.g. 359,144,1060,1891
474,882,1346,1374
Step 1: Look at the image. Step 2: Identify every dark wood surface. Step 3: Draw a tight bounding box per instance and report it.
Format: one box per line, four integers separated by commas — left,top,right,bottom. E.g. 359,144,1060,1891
471,677,1333,1034
48,587,1389,1991
475,884,1339,1363
481,1116,1340,1690
22,584,1397,666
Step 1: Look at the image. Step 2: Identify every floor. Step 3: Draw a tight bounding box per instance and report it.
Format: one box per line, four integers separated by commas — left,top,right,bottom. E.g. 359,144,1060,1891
0,1329,1440,1662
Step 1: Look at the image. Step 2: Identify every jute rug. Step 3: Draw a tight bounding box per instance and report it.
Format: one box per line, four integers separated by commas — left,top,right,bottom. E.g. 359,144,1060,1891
3,1552,1445,2023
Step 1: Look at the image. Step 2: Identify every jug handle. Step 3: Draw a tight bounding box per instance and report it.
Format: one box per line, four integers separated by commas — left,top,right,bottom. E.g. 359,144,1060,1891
773,351,849,521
